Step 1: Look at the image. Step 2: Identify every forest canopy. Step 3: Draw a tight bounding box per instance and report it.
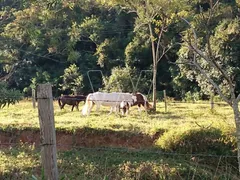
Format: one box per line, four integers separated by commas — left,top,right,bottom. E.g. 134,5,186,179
0,0,239,101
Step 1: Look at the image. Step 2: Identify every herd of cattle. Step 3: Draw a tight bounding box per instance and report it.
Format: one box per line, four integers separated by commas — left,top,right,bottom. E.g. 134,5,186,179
58,92,152,116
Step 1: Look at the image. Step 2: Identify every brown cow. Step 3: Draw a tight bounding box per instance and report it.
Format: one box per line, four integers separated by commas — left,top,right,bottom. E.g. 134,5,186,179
58,95,86,111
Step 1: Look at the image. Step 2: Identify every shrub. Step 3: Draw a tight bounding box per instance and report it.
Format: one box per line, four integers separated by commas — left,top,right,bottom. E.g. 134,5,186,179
0,82,22,108
116,161,181,180
155,127,236,155
184,91,201,102
103,67,151,93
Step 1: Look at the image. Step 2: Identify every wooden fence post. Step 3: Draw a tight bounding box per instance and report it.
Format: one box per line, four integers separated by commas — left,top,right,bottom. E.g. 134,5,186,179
210,94,214,110
37,83,58,180
32,88,36,109
163,90,167,113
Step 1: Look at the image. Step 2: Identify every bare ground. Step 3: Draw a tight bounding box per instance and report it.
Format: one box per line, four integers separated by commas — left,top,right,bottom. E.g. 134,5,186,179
0,128,165,150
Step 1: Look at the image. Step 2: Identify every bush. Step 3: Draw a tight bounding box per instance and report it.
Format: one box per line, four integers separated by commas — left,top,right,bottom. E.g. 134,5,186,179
103,67,151,93
0,82,22,108
183,91,201,102
155,127,236,156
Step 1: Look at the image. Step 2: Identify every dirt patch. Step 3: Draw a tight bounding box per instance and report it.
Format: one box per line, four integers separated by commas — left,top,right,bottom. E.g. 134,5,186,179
73,129,154,149
17,130,41,145
0,128,164,150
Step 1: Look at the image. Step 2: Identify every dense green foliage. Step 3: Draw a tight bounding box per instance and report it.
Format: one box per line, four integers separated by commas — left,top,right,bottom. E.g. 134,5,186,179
60,64,83,94
103,67,152,92
0,82,22,108
0,0,239,100
177,0,240,97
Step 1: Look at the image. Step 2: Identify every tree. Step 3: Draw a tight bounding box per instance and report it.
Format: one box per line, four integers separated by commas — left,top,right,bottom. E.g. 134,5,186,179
99,0,184,111
60,64,83,95
1,0,136,95
177,0,240,172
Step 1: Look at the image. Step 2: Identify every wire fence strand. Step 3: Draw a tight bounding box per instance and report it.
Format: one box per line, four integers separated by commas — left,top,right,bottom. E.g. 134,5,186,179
0,142,237,158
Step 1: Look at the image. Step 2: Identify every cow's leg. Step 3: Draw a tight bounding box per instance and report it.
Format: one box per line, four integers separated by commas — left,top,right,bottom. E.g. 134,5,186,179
125,108,129,115
121,108,125,116
115,106,120,115
138,104,141,113
88,102,94,116
126,104,130,115
118,106,123,116
108,107,113,115
71,105,74,111
96,103,100,112
76,102,79,111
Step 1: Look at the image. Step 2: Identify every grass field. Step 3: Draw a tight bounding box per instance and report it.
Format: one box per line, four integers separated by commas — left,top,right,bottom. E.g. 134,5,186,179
0,100,239,179
0,100,235,133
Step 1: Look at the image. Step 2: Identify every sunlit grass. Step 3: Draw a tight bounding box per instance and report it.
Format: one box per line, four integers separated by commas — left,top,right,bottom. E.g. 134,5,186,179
0,100,235,134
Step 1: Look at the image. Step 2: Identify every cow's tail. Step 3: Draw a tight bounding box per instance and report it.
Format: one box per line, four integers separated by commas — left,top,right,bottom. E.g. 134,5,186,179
58,97,62,109
82,94,93,116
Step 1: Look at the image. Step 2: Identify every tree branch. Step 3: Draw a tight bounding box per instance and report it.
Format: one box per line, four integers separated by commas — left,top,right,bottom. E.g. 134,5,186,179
0,65,16,81
157,44,172,63
212,0,220,10
236,94,240,103
181,17,235,97
191,53,231,105
155,26,164,63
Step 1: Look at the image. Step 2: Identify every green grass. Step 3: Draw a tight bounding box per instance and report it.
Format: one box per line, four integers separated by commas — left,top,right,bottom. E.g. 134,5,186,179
0,100,235,134
0,100,239,179
0,145,239,179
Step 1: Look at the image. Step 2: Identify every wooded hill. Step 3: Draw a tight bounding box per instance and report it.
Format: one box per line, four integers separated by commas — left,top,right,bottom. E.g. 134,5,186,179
0,0,239,101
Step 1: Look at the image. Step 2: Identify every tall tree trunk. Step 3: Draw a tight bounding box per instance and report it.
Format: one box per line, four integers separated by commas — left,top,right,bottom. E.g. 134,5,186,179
149,23,157,111
232,100,240,173
152,64,157,111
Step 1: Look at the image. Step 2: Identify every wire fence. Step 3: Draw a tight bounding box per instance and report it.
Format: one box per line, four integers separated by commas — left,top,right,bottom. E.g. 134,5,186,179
0,142,237,158
1,97,229,104
0,141,239,179
0,89,238,179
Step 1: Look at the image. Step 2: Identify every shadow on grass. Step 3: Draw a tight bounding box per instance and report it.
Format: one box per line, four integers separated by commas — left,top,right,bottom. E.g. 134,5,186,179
1,146,239,180
0,146,42,180
0,166,43,180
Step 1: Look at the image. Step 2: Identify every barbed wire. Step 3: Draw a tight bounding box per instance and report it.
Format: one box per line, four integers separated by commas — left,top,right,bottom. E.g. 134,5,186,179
0,142,237,158
0,95,228,105
168,101,228,106
0,96,229,106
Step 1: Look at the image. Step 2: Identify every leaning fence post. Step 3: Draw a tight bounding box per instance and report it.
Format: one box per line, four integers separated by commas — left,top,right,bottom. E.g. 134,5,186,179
163,90,167,112
37,83,58,180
